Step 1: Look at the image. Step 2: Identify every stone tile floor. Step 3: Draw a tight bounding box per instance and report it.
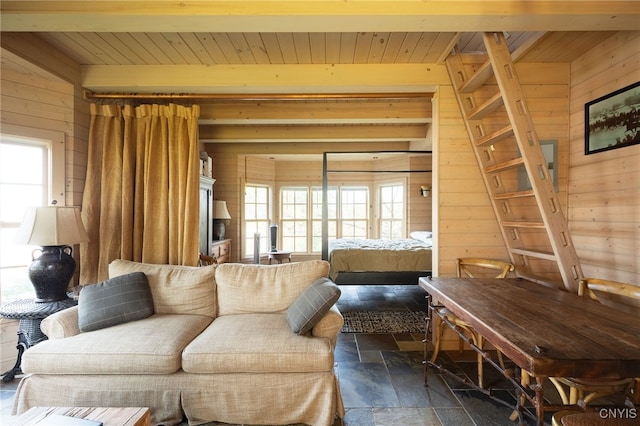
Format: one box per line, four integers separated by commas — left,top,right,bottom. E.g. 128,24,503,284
0,285,566,425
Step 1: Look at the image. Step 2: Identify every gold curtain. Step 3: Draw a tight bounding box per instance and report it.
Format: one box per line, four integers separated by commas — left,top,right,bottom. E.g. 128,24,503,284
80,103,200,283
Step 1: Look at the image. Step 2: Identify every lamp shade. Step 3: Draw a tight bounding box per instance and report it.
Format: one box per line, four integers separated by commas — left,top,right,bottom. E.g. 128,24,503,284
14,206,89,246
213,201,231,219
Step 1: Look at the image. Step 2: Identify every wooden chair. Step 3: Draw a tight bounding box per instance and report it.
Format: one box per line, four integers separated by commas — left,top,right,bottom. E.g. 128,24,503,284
549,278,640,407
430,257,515,389
199,253,217,266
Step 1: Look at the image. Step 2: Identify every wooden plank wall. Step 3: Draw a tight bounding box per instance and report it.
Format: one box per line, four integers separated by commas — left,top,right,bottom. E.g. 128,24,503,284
0,37,89,372
568,31,640,286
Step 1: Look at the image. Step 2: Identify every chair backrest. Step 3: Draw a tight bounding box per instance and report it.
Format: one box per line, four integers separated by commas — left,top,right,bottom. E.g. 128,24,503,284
456,257,515,279
199,253,217,266
578,278,640,315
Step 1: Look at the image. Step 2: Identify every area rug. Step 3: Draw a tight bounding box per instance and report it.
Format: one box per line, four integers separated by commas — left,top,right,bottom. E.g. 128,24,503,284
341,310,428,334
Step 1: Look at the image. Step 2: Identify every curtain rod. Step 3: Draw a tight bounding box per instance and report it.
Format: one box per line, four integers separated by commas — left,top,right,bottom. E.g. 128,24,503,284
84,91,434,101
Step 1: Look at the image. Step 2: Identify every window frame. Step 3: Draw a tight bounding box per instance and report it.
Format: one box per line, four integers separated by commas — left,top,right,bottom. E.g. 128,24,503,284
0,125,65,304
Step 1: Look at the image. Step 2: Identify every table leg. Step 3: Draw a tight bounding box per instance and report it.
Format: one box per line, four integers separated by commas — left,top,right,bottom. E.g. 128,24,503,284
422,294,433,386
1,331,28,382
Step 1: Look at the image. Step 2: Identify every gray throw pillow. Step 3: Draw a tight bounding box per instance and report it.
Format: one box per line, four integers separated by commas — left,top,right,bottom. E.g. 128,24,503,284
78,272,154,332
286,277,341,335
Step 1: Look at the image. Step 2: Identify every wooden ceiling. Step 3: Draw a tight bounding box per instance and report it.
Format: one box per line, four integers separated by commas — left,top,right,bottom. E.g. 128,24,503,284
2,1,637,149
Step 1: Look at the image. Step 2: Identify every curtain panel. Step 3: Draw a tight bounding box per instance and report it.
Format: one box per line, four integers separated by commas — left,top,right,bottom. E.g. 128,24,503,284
80,103,200,284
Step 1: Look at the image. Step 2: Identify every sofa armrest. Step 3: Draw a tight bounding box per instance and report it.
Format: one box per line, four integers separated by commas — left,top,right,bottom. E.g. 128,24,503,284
40,305,81,339
311,305,343,348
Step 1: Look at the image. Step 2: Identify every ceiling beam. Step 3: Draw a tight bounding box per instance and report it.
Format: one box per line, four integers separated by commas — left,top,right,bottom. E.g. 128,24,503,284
2,1,639,32
80,63,448,93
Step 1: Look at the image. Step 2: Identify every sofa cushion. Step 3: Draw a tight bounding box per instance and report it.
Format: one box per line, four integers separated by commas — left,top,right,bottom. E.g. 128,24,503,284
182,313,334,374
109,260,217,318
215,260,330,315
22,314,212,375
78,272,154,332
286,277,341,334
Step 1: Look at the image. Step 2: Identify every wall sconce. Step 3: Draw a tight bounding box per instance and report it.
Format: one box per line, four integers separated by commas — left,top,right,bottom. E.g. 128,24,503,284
420,185,431,198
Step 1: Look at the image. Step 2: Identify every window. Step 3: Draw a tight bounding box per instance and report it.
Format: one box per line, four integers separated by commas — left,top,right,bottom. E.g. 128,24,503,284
379,183,404,239
279,185,368,253
340,187,369,239
0,135,56,303
281,187,308,252
244,184,271,258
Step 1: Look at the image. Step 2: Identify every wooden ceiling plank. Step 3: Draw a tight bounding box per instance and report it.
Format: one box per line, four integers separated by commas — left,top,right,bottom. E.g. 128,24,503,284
115,33,163,65
353,32,374,64
244,32,271,64
179,32,216,64
325,33,341,64
145,33,187,65
259,33,284,64
276,33,298,64
129,33,174,64
227,33,258,64
395,32,422,63
367,32,390,64
409,32,438,63
380,32,406,63
193,32,228,65
339,33,358,64
309,33,326,64
42,32,111,65
157,33,202,64
211,32,243,63
292,33,312,64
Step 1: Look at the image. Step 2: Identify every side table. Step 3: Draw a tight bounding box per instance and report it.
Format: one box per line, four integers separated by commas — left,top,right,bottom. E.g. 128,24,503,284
0,297,77,382
268,250,292,264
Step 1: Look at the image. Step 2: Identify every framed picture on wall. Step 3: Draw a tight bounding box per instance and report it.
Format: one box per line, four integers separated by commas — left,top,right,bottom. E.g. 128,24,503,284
585,81,640,155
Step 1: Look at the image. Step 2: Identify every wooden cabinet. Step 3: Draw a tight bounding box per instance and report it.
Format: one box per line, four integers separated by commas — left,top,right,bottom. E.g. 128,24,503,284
199,176,216,256
211,239,231,264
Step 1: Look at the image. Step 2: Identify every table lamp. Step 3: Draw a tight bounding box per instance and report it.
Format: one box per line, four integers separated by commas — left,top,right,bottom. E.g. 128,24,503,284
14,206,89,302
213,200,231,240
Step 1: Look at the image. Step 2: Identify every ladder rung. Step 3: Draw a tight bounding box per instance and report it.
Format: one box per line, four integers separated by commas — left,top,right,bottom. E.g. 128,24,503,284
484,157,523,174
493,190,535,200
511,247,556,261
514,272,562,290
501,221,546,229
475,125,514,147
467,92,504,120
458,59,493,93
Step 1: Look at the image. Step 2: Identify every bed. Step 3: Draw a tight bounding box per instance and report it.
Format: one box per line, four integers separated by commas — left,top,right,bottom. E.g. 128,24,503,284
328,232,432,285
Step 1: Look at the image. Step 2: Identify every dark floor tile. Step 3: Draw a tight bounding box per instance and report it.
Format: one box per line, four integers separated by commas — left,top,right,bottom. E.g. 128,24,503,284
433,407,476,426
382,350,424,376
354,334,399,351
342,408,374,425
338,361,400,408
372,407,442,426
453,389,542,426
335,338,360,362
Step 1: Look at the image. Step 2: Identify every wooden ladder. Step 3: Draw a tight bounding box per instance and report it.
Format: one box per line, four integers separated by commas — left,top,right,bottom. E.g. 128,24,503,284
445,32,583,292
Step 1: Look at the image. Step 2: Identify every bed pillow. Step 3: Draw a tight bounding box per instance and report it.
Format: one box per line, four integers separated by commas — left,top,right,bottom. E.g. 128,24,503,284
286,277,341,335
410,231,432,244
78,272,154,332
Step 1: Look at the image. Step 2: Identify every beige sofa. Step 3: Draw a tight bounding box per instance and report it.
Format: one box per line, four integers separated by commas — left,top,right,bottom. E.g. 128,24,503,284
14,259,344,426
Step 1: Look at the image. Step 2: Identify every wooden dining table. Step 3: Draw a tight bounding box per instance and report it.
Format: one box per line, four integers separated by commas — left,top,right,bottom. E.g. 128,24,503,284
418,276,640,426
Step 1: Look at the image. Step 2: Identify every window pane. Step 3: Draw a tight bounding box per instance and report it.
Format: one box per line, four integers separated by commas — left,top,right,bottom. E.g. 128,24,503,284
1,140,49,303
244,185,270,257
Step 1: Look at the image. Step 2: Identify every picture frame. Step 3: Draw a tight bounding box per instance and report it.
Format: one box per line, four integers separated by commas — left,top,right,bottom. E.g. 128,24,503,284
585,81,640,155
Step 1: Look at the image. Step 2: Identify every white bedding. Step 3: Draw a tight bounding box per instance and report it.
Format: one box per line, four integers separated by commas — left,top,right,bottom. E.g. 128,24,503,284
328,238,432,280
